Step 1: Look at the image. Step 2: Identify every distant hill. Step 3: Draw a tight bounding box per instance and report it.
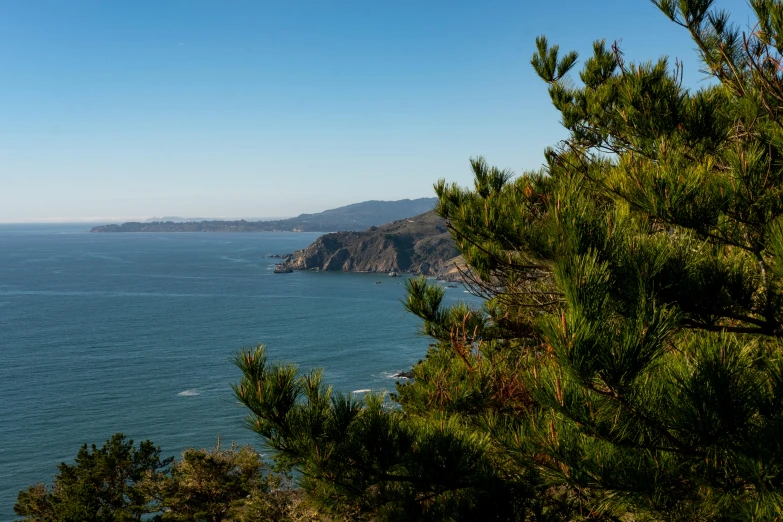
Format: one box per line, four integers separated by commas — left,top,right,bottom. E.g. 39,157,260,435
91,198,437,233
274,210,465,280
143,216,289,223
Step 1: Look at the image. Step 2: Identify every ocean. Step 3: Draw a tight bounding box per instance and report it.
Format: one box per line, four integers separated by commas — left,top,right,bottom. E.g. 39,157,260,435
0,224,477,520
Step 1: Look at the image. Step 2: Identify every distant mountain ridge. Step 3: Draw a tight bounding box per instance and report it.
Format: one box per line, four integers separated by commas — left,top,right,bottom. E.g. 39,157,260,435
274,210,465,280
143,216,289,223
91,198,437,233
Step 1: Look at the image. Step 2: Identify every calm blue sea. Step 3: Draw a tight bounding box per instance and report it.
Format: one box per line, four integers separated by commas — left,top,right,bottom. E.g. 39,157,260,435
0,224,477,520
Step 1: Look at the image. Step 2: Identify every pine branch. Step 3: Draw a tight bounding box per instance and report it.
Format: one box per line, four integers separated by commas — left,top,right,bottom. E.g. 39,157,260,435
681,318,783,336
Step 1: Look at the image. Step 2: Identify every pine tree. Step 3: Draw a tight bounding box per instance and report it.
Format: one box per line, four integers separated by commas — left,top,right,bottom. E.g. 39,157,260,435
234,1,783,520
158,440,266,522
15,435,322,522
14,433,172,522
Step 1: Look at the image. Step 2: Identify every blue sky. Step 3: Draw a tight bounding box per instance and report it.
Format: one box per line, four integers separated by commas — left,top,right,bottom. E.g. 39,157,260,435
0,0,752,222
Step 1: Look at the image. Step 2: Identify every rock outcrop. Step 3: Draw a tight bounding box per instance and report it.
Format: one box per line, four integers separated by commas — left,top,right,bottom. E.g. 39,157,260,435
274,210,464,279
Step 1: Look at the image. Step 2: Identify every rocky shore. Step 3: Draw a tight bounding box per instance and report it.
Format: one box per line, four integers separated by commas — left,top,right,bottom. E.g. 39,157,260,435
272,210,466,281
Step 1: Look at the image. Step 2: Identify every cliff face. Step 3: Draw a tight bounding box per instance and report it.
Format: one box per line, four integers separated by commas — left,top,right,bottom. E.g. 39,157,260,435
276,210,462,277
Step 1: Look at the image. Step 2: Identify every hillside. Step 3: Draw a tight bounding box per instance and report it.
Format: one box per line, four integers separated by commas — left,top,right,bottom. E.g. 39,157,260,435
274,210,464,279
90,198,437,233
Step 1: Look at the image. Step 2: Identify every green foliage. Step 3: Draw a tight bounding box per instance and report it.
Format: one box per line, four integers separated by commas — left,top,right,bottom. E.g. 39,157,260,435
14,433,171,522
15,435,326,522
232,2,783,520
158,440,266,522
156,439,325,522
233,345,541,520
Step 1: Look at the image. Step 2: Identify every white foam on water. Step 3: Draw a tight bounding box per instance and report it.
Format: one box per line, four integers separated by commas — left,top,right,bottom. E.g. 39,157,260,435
177,389,200,397
379,370,411,380
352,389,371,394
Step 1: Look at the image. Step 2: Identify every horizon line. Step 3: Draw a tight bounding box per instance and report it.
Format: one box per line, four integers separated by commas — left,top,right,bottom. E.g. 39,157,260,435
0,216,293,224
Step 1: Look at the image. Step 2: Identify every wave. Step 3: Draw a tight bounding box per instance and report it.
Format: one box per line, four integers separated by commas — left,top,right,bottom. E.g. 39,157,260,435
219,256,247,263
177,389,200,397
352,389,371,394
379,371,412,380
88,253,135,264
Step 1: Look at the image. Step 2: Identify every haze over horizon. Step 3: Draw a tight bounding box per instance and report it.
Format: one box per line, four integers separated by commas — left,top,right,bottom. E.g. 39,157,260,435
1,0,750,223
0,215,292,224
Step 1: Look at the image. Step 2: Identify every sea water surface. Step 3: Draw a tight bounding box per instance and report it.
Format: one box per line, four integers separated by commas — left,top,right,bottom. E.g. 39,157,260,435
0,224,478,519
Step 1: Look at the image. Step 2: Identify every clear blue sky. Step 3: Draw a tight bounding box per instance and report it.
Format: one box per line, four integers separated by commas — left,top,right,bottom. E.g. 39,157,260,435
0,0,752,222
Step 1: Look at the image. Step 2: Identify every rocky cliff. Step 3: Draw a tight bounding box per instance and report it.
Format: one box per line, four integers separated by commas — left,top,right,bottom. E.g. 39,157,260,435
275,210,463,278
